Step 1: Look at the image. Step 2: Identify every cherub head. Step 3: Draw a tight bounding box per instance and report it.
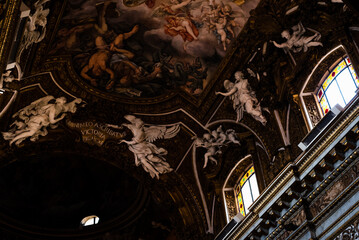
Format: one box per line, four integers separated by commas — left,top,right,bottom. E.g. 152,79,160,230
218,17,225,24
222,4,232,15
125,115,136,122
281,30,290,39
203,133,211,140
234,71,244,80
223,80,233,91
124,115,144,127
95,36,107,49
55,97,67,105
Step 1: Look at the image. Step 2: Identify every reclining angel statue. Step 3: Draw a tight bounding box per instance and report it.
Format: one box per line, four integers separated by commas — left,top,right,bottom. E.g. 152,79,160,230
2,96,82,146
107,115,180,179
216,71,267,125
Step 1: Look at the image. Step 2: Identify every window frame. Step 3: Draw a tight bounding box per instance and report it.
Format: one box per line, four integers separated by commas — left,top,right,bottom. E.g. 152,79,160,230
234,166,259,216
222,155,263,223
316,56,359,116
298,45,359,130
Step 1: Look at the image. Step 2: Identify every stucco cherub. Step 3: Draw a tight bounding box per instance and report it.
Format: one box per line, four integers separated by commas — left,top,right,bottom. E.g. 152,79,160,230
271,22,323,53
193,125,240,168
17,0,50,63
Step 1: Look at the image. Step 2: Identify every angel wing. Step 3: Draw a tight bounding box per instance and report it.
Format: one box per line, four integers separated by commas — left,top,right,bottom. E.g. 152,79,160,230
151,5,171,17
144,124,180,143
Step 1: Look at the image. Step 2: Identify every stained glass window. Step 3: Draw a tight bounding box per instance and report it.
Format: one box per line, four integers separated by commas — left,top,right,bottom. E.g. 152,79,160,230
234,166,259,216
317,56,359,115
81,215,99,226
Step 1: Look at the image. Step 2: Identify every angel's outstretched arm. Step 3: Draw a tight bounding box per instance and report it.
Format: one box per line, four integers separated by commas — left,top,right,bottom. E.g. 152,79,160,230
216,87,238,97
271,40,289,49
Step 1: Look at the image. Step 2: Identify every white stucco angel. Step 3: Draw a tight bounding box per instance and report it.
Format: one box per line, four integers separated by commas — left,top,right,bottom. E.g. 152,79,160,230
271,22,322,53
2,95,82,146
216,71,267,125
108,115,180,179
193,125,240,168
0,62,23,87
17,0,50,62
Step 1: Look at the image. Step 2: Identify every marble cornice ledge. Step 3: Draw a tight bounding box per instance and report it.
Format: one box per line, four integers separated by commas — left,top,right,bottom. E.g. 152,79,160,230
229,212,259,240
295,96,359,176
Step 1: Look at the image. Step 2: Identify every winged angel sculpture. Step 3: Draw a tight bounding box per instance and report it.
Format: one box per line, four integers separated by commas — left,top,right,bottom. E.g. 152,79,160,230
108,115,180,179
271,22,322,53
216,71,267,125
17,0,50,63
2,96,82,146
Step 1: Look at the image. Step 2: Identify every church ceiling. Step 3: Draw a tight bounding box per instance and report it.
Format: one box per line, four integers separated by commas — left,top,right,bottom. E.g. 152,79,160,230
48,0,260,98
0,0,357,239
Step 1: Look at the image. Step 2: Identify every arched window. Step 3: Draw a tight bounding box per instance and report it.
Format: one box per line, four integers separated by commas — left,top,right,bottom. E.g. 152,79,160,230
222,155,262,222
81,215,100,227
299,46,359,130
234,166,259,216
317,56,359,115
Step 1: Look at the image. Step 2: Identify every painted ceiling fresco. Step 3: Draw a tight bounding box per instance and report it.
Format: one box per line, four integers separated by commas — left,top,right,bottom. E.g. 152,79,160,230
50,0,259,97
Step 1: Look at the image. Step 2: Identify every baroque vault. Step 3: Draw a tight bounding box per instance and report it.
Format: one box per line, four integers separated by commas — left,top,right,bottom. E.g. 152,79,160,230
0,0,359,239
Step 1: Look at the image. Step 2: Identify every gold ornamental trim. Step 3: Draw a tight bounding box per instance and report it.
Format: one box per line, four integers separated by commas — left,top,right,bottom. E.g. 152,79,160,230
0,0,21,74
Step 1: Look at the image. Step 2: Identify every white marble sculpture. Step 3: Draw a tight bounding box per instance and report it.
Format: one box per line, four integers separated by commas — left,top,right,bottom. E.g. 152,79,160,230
271,22,322,53
216,71,267,125
193,125,240,168
17,0,50,63
0,62,23,87
108,115,180,179
2,96,82,146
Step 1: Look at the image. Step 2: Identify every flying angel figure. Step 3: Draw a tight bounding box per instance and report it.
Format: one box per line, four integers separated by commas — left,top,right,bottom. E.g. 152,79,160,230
2,95,82,146
271,22,322,53
108,115,180,179
216,71,268,125
17,0,50,63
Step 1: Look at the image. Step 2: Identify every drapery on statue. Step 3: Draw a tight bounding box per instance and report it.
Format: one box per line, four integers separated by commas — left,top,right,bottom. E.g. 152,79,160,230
271,22,322,53
17,0,50,63
2,96,82,146
193,125,240,168
216,71,267,125
108,115,180,179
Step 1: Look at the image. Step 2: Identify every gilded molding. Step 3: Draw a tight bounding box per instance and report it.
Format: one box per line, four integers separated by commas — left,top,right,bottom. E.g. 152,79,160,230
331,211,359,240
0,0,21,74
